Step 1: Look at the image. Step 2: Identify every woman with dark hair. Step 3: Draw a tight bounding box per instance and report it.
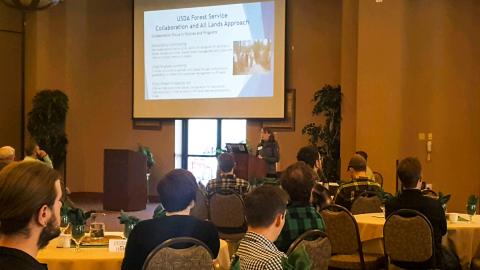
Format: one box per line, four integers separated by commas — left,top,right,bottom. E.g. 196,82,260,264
256,128,280,178
122,169,220,270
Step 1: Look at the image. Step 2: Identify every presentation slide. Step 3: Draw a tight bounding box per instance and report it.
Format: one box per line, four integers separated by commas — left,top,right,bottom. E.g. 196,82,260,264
144,1,274,100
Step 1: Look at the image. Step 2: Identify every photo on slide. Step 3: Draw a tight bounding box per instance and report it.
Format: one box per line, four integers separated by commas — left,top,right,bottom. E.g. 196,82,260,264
233,39,272,75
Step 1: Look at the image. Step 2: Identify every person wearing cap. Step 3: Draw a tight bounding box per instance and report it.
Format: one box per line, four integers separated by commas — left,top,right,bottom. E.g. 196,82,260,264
0,146,15,171
334,154,381,210
206,153,250,197
355,150,375,180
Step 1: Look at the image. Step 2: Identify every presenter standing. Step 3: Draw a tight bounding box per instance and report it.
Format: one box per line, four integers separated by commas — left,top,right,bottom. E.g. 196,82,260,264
256,128,280,178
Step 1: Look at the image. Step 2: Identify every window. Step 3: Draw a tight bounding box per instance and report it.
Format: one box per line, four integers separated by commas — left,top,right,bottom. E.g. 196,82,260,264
175,119,246,185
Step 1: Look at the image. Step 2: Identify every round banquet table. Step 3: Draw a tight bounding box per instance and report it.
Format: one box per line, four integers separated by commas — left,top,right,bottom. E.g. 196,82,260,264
354,213,480,270
37,233,230,270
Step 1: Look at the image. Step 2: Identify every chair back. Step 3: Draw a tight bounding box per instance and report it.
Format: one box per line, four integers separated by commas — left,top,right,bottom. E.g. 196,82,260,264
373,171,383,187
142,237,214,270
287,230,331,270
421,189,438,199
319,204,365,267
350,191,382,215
208,190,246,232
190,188,209,220
383,209,435,267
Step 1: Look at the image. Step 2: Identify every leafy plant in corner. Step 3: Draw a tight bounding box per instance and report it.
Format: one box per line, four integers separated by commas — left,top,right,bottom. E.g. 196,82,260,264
302,85,342,181
138,144,155,173
27,90,69,169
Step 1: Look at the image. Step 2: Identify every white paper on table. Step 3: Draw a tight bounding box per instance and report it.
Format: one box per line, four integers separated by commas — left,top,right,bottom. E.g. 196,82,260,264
108,239,127,252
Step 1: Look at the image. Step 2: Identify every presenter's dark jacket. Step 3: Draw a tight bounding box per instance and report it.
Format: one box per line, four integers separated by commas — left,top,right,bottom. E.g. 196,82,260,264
257,140,280,176
385,189,447,269
121,215,220,270
0,247,47,270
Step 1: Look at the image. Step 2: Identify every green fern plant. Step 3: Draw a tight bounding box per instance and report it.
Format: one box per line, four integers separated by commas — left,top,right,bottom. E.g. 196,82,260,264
302,85,342,181
27,90,69,169
138,144,155,173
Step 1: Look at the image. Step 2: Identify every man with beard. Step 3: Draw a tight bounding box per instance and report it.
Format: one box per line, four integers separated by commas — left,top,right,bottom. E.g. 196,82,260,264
0,162,63,270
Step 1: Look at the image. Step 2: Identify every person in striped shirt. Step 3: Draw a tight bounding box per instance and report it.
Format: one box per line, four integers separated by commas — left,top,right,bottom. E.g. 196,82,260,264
236,186,289,270
334,154,382,210
206,153,250,197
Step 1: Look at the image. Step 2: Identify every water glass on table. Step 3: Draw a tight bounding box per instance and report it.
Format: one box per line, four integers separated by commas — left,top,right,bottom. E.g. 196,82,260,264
71,224,86,251
59,214,70,234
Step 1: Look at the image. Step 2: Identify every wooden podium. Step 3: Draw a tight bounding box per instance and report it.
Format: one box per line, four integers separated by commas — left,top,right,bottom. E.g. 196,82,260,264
232,153,267,180
103,149,147,211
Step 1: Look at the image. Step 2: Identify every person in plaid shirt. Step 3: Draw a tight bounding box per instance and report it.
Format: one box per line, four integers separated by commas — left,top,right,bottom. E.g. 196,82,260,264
206,153,250,197
334,154,382,210
236,186,289,270
275,161,326,252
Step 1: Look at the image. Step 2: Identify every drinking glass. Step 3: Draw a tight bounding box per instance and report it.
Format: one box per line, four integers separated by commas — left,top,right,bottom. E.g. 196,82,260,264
467,204,477,223
59,215,70,234
71,224,86,251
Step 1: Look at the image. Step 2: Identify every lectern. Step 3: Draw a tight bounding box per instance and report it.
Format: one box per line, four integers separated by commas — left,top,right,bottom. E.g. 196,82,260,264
232,153,267,180
103,149,147,211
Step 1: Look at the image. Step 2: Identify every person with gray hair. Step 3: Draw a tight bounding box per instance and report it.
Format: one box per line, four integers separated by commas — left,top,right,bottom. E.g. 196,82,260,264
0,146,15,171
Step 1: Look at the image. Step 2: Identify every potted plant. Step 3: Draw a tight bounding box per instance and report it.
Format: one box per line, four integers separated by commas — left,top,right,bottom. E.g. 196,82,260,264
138,144,155,174
302,85,342,181
27,90,69,170
118,210,141,238
467,195,478,221
67,207,94,250
138,144,155,201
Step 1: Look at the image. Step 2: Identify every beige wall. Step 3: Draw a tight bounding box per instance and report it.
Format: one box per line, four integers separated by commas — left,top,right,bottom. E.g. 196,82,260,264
345,0,480,211
0,4,22,159
23,0,480,212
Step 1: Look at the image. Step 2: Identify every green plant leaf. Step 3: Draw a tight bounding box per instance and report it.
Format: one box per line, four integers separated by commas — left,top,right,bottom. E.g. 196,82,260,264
302,85,342,181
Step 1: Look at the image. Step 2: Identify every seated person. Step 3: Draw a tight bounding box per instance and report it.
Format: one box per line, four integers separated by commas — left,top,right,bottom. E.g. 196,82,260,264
385,157,459,270
310,182,331,211
334,154,381,210
206,153,250,197
0,162,63,270
236,186,289,270
355,150,375,180
296,145,327,182
23,139,53,169
275,162,326,252
0,146,15,171
122,169,220,270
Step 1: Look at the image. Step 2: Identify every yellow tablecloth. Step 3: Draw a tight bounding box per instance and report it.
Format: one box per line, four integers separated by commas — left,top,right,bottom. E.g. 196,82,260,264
37,233,230,270
354,213,480,270
37,232,124,270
